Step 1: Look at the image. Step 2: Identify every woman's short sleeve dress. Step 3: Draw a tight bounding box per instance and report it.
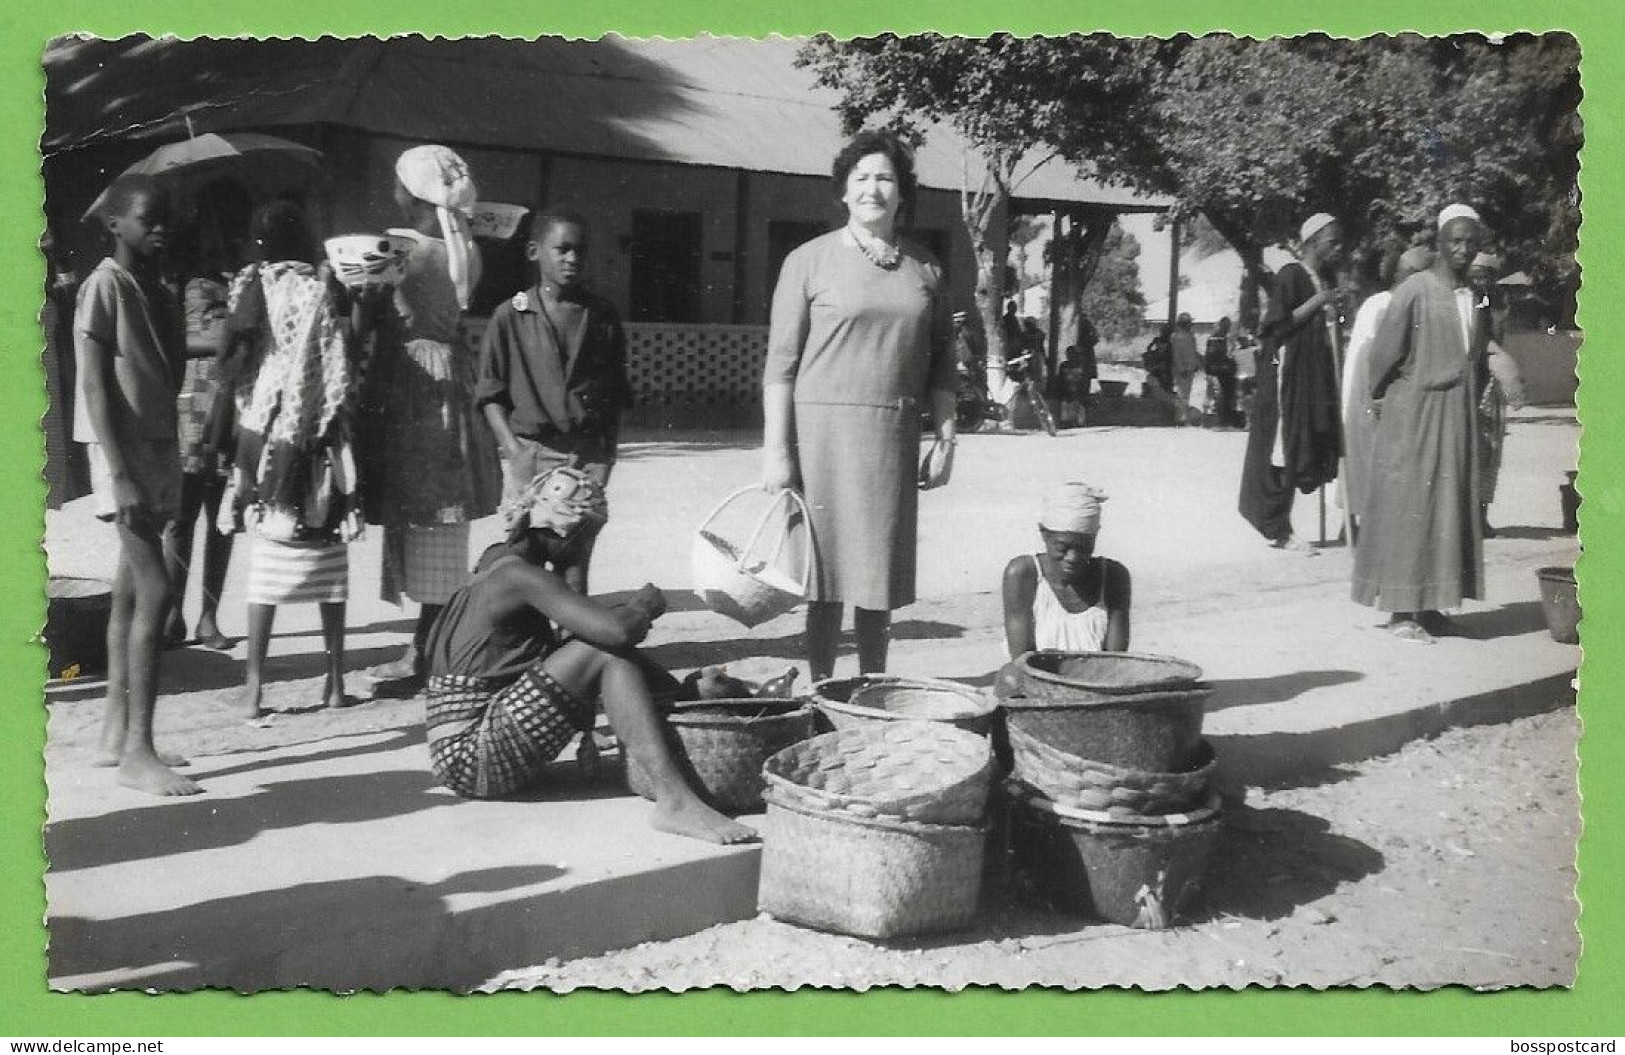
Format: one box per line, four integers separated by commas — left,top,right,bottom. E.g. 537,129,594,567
763,231,955,611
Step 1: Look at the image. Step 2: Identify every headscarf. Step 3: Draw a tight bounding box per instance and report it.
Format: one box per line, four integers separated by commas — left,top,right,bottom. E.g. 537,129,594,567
1299,213,1337,245
1039,482,1107,535
395,145,478,310
232,261,350,449
504,465,609,540
1438,203,1481,230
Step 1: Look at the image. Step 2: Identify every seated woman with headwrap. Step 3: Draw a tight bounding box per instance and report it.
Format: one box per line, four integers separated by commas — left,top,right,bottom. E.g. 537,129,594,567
420,465,756,845
1001,482,1132,660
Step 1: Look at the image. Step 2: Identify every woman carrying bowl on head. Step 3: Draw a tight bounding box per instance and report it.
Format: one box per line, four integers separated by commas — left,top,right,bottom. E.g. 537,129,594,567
354,144,502,688
760,130,958,682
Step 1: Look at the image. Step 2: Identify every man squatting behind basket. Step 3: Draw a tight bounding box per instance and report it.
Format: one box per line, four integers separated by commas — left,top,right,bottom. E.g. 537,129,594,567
421,464,757,845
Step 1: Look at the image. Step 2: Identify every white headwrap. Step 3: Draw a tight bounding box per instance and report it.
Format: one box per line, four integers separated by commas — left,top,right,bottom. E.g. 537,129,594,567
1298,213,1337,245
1039,482,1107,535
1438,203,1481,230
395,145,478,310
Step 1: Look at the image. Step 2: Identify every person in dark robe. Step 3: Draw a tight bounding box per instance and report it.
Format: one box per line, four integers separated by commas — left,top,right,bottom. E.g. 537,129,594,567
1352,204,1487,643
1238,212,1349,551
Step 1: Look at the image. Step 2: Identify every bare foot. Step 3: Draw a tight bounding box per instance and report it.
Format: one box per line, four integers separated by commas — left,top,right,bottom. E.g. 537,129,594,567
95,748,187,768
239,682,264,720
116,750,202,796
651,796,759,845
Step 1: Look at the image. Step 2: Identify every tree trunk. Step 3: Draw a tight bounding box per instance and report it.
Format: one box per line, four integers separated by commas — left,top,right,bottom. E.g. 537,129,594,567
1050,208,1114,373
1237,244,1266,334
963,178,1011,377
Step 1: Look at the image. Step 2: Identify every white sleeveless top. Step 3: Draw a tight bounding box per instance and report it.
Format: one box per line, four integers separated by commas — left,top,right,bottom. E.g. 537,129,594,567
1030,554,1110,651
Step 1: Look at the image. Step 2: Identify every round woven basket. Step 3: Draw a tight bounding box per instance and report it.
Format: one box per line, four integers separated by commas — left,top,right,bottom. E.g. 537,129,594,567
1008,726,1217,816
1003,683,1211,772
812,675,997,736
758,786,986,940
1008,784,1223,928
1018,650,1204,702
762,720,994,825
625,698,815,814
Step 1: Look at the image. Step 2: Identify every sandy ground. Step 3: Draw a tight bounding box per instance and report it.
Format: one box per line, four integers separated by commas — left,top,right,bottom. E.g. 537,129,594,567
494,708,1580,992
41,408,1582,989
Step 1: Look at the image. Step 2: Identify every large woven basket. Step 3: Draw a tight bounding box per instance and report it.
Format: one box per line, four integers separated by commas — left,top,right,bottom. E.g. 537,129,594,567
1008,726,1217,816
762,721,994,825
1008,785,1222,928
625,698,815,814
1003,684,1211,772
813,675,997,736
758,786,986,940
691,487,814,628
1018,650,1204,702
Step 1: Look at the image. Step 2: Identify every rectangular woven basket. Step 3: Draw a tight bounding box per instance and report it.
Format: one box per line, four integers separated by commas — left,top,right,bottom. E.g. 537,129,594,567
757,791,987,940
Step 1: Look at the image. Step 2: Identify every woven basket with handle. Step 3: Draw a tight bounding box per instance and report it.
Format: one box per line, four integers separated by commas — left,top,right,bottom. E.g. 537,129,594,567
625,698,815,814
758,785,986,940
762,720,994,826
1007,725,1216,816
691,487,814,628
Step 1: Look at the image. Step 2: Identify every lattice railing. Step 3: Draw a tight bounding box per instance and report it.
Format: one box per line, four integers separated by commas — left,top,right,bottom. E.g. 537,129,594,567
459,318,770,406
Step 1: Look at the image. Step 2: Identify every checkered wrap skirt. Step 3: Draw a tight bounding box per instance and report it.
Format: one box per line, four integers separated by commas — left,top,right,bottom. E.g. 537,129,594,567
425,665,596,799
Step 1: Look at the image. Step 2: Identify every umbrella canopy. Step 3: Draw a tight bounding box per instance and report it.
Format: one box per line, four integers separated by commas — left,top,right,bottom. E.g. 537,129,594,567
82,131,325,221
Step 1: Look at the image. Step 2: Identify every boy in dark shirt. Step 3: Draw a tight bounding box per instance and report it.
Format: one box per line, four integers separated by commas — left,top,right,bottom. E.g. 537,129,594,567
476,210,630,593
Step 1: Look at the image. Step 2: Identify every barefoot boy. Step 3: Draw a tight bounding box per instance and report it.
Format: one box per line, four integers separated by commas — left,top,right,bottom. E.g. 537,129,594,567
421,466,755,844
74,175,198,795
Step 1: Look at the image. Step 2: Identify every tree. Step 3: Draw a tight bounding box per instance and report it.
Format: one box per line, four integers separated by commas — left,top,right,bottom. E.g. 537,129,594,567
1076,221,1147,346
1146,34,1581,324
796,34,1166,368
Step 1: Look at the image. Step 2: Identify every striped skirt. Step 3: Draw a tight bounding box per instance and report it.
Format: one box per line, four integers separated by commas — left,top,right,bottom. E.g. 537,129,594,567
247,535,348,606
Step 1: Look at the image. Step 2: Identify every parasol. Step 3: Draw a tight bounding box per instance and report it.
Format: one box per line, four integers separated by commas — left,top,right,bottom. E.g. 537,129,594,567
82,131,325,222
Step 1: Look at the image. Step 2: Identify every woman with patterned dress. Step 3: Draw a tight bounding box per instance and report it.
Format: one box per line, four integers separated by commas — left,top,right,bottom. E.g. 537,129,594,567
221,203,364,717
760,130,958,681
358,145,502,686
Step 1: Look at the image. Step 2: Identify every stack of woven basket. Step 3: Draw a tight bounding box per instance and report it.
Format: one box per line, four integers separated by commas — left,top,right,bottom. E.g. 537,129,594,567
756,719,996,940
1001,650,1223,929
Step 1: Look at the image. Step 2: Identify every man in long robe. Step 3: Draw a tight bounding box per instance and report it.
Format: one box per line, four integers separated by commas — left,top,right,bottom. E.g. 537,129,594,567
1352,205,1485,642
1238,212,1346,550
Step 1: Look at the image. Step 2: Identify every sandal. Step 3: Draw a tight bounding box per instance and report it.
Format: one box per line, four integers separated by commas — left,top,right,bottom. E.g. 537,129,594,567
1386,619,1436,644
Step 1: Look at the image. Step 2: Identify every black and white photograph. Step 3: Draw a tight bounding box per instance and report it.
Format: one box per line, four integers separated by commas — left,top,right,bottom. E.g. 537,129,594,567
38,32,1582,992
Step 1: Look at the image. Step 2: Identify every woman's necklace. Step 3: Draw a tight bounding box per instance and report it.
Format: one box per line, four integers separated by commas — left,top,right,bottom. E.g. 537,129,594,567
847,224,901,270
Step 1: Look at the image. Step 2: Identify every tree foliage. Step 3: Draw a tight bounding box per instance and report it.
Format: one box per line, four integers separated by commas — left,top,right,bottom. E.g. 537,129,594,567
796,34,1168,364
1078,222,1147,345
800,32,1582,323
1146,34,1581,312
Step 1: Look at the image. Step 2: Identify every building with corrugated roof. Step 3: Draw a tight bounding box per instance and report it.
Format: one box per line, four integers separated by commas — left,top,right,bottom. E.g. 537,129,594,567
43,35,1171,498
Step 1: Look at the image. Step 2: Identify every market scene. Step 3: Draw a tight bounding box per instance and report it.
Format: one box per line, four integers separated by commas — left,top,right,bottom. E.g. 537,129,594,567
38,34,1582,991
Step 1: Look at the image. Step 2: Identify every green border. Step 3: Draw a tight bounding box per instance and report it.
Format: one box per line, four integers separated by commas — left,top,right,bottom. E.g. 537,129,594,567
3,0,1615,1037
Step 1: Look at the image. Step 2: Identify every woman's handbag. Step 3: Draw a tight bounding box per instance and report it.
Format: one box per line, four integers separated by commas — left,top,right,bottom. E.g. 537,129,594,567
691,486,815,628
